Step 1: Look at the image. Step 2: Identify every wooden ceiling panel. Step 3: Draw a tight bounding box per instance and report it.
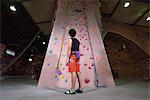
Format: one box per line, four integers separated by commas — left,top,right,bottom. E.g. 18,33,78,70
37,23,52,36
111,0,149,24
135,11,149,27
22,0,56,23
100,0,119,14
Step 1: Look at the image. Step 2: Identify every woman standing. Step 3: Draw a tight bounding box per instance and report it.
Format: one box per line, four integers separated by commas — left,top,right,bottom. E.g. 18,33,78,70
65,29,83,94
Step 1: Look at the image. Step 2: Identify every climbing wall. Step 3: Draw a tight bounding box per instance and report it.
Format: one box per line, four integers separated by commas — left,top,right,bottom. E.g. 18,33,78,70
38,0,115,90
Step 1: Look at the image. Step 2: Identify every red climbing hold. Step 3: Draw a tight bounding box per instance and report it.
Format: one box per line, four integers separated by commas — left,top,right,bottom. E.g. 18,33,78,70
85,79,90,83
80,54,84,56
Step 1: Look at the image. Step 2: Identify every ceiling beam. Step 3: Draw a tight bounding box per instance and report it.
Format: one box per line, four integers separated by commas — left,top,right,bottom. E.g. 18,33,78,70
112,20,149,28
132,8,150,25
109,0,121,18
129,23,149,28
36,20,52,25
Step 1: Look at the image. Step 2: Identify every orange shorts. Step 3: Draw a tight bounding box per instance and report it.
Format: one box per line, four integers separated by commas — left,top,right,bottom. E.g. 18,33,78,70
68,54,80,72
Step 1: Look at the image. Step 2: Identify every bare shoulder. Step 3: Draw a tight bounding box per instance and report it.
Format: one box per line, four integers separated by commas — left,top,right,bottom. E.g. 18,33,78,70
68,38,72,43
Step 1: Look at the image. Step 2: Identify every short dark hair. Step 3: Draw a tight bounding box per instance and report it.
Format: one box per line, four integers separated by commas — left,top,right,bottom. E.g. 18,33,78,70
69,29,76,37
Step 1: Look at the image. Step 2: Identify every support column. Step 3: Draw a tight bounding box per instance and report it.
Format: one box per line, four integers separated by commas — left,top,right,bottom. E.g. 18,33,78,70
38,0,115,90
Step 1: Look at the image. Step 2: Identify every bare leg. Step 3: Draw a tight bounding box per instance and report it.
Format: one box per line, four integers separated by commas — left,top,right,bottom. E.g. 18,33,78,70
77,72,83,90
65,57,77,94
76,72,81,88
71,72,76,91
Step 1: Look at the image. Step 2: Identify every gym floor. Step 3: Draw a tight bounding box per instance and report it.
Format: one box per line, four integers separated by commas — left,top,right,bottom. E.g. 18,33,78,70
0,78,149,100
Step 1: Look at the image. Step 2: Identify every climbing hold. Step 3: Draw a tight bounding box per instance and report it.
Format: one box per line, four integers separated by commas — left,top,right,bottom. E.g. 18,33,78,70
62,67,65,70
49,50,52,54
60,75,64,79
83,16,86,19
91,63,95,66
85,79,90,83
56,70,62,75
55,76,57,79
80,54,84,56
84,64,87,66
96,56,101,61
60,63,62,66
55,37,57,40
61,44,64,49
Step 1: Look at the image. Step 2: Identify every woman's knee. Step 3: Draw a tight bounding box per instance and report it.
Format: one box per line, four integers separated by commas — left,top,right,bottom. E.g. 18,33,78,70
71,72,76,76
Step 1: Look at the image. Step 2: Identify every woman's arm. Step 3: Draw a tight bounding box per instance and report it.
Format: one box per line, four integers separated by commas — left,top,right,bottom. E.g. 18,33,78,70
67,38,72,62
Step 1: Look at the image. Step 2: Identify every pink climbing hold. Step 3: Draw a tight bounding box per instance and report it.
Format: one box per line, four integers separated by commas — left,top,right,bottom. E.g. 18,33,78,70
85,79,90,83
91,63,95,66
96,56,101,61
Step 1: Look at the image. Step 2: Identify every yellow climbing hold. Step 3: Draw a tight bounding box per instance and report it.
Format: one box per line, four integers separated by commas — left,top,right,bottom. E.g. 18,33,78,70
60,75,64,79
60,63,62,66
61,44,64,49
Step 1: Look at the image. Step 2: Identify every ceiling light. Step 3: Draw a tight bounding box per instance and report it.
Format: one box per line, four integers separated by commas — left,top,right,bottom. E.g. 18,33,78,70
146,16,150,21
124,2,130,8
29,58,32,62
5,49,15,56
42,41,45,44
9,5,16,12
38,35,40,38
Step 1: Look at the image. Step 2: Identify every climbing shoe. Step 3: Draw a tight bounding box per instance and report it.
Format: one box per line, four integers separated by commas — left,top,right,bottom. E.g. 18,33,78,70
65,89,76,95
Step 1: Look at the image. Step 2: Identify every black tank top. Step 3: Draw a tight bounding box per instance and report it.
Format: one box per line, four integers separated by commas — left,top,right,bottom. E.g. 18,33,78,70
71,38,80,51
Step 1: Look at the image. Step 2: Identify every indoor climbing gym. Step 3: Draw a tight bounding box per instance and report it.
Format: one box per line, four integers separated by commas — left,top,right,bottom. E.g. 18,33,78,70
1,0,149,100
